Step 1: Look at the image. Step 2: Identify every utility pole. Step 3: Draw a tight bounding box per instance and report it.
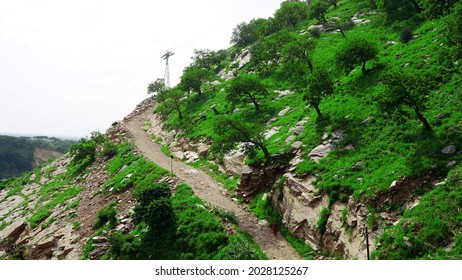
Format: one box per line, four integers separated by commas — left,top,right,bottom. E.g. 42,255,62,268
362,227,370,260
162,50,175,89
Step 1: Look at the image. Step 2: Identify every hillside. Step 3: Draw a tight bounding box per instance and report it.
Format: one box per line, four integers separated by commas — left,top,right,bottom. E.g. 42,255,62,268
1,0,462,260
0,135,76,179
147,0,462,259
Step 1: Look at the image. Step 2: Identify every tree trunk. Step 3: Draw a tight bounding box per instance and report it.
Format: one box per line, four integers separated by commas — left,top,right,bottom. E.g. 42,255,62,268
260,144,271,163
414,107,432,131
410,0,422,13
339,27,346,39
177,109,183,120
314,104,323,118
361,61,368,75
249,94,260,111
307,60,314,72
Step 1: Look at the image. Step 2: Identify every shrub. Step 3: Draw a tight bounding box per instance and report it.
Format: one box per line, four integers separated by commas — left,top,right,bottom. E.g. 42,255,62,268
318,207,331,235
93,202,117,229
101,142,117,158
400,28,413,43
214,235,260,260
309,27,321,38
108,232,139,260
328,190,339,207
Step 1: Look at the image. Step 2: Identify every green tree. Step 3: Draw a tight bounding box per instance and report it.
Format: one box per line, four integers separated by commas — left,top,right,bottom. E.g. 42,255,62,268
378,70,432,131
180,66,210,96
335,37,379,75
132,182,177,259
282,35,316,73
133,182,175,233
302,69,334,118
420,0,458,18
445,2,462,58
191,49,228,71
330,0,339,8
157,89,185,120
255,17,281,38
248,30,294,73
147,78,167,96
274,0,309,28
310,0,330,23
230,21,259,47
226,74,267,111
212,116,271,162
377,0,421,21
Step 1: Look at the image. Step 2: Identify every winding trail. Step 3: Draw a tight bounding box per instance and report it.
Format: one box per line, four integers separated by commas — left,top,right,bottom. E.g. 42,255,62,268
124,103,302,260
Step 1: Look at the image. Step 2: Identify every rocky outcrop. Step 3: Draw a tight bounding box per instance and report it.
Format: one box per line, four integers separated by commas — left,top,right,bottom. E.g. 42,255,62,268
270,173,377,259
236,154,293,201
307,130,345,163
0,219,27,246
222,149,246,176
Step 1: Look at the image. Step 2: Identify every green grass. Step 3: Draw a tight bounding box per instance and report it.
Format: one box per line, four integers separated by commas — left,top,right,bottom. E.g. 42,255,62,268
374,164,462,259
29,186,83,228
189,159,240,190
160,144,172,157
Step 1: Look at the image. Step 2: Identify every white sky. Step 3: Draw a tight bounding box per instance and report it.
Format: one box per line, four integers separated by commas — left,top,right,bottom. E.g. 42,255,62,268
0,0,282,139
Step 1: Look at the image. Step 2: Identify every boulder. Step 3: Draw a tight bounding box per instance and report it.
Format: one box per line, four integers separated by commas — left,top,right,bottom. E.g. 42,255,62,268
360,116,373,126
238,50,251,69
264,127,280,139
442,145,457,154
171,151,184,160
92,236,107,244
275,90,294,98
278,107,291,117
285,135,296,143
258,219,269,227
223,150,246,176
0,219,27,244
308,143,335,163
197,143,211,157
184,151,199,163
291,141,303,150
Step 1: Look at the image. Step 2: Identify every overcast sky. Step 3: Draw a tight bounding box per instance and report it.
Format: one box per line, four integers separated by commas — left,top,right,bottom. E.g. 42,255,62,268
0,0,282,139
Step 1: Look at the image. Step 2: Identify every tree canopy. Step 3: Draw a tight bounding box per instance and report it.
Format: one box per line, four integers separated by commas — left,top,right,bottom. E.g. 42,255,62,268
179,66,210,95
274,0,309,28
226,74,267,111
335,36,379,75
378,70,432,130
282,35,316,73
212,116,271,162
230,21,259,47
302,69,334,118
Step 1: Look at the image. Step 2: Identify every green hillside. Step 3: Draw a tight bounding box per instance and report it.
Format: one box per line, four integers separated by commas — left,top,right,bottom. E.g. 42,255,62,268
149,0,462,259
0,135,76,179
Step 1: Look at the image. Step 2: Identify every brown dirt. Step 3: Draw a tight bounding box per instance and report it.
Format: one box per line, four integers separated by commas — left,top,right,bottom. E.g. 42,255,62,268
124,102,302,260
33,147,62,167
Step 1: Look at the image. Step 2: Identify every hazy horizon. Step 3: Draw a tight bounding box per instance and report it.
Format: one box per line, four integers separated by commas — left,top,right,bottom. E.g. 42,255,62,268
0,0,282,138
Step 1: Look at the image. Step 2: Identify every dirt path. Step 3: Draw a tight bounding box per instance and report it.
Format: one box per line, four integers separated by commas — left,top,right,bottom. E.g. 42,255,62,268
124,103,302,260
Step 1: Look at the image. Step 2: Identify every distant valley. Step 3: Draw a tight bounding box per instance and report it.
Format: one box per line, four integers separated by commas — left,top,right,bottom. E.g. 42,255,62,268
0,135,76,179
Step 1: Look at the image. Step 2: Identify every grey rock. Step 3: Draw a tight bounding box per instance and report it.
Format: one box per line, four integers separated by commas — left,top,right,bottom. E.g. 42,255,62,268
197,143,211,157
292,141,303,150
92,236,107,244
442,145,457,154
285,135,296,143
293,126,305,135
436,113,449,119
360,116,372,125
278,107,291,117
